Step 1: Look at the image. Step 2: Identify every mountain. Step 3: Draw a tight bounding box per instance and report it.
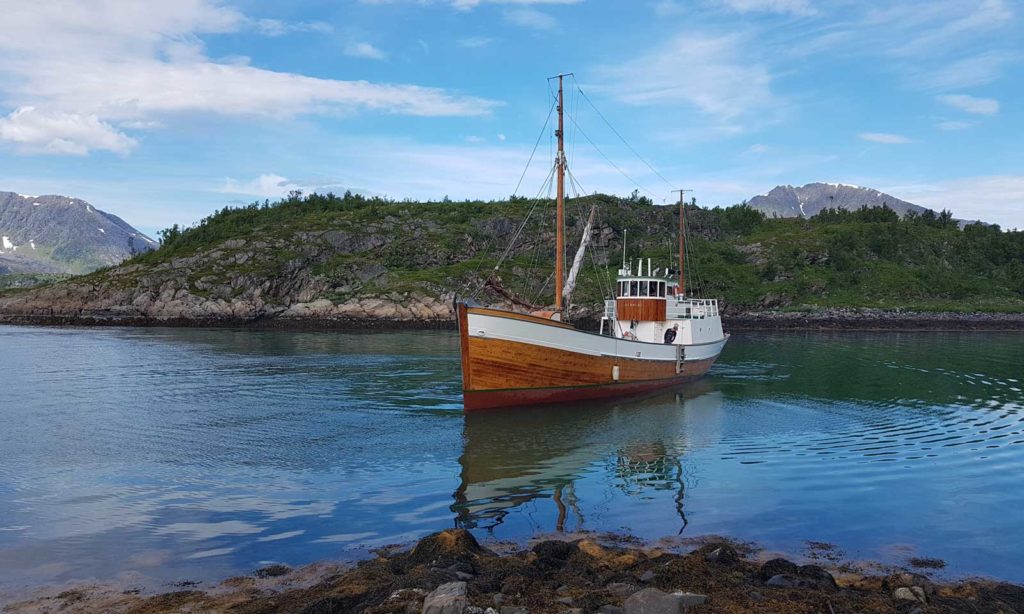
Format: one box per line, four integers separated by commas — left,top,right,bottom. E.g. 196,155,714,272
748,183,929,219
0,192,157,274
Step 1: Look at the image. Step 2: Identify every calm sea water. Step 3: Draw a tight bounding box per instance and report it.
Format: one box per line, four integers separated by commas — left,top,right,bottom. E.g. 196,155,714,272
1,325,1023,593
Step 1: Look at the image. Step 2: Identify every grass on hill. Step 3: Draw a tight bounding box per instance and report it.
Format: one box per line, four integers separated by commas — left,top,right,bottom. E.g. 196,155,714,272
27,191,1024,313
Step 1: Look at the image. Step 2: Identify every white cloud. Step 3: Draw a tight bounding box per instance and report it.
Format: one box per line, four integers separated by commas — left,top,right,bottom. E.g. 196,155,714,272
937,120,973,131
250,18,332,37
360,0,581,9
218,174,302,198
745,143,768,154
0,1,498,155
344,41,387,60
496,133,506,141
914,51,1018,90
714,0,815,16
503,7,558,29
0,106,137,155
654,0,685,16
598,33,778,123
458,36,495,48
937,93,999,115
887,176,1024,229
859,132,913,144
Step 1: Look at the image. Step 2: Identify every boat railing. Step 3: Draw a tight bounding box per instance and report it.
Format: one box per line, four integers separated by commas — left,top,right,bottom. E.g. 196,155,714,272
667,298,719,319
603,299,618,319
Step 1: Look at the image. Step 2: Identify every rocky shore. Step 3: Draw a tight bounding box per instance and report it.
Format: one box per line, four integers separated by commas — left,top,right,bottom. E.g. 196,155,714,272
2,303,1023,331
4,530,1023,613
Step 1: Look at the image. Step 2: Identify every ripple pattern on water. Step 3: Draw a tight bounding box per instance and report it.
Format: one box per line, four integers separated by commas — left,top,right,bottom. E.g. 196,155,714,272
1,326,1023,591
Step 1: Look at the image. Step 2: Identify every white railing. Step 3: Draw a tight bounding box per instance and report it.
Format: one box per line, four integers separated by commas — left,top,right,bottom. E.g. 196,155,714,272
604,299,618,319
666,298,719,319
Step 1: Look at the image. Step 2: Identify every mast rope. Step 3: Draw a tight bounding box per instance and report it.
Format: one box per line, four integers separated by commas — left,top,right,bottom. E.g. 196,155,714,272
565,111,661,201
573,77,677,194
512,97,557,197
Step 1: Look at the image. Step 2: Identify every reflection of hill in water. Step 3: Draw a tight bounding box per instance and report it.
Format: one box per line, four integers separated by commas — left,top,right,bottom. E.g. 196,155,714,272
453,383,725,532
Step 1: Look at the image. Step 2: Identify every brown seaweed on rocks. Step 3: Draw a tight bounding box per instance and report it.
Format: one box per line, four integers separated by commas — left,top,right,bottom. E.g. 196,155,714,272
4,529,1024,613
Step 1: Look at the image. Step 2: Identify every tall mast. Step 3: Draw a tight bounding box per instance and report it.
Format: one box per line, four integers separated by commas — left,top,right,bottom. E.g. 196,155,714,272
554,74,566,312
674,189,691,296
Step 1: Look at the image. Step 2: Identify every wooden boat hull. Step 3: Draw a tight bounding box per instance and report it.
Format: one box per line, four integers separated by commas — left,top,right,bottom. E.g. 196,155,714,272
458,303,727,411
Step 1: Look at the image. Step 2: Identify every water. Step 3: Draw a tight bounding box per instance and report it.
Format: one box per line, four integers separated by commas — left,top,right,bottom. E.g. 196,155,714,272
0,326,1022,593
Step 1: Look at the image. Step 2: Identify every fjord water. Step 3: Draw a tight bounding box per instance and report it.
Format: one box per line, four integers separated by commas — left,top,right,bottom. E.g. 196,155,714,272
1,326,1023,592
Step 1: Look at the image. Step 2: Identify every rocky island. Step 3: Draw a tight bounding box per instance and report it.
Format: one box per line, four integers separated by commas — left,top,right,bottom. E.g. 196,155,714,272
1,191,1022,329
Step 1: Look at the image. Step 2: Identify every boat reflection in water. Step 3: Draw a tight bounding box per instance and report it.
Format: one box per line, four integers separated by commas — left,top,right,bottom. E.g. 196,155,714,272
452,383,725,535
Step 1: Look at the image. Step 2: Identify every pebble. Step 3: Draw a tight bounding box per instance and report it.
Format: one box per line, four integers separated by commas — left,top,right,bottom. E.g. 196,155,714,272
639,570,656,583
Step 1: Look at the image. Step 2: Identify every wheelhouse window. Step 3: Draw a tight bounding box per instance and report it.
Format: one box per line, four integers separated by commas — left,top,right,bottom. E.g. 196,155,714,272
630,281,638,296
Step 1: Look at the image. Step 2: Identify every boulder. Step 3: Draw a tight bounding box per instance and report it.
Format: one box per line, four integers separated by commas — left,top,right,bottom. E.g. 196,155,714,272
894,586,927,604
623,588,707,614
423,582,468,614
758,558,798,581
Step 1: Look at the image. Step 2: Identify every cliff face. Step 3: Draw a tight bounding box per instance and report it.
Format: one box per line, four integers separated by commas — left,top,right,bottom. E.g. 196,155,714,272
0,235,458,325
0,191,156,274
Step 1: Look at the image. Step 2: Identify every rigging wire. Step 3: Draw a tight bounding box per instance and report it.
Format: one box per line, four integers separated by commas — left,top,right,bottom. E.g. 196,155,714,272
572,77,677,193
565,111,661,202
512,97,557,197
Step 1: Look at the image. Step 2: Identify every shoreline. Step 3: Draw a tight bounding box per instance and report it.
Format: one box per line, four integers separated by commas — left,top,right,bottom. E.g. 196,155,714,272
3,530,1022,613
2,308,1024,331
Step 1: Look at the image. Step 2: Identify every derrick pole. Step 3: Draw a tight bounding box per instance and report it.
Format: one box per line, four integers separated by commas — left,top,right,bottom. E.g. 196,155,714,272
555,74,565,312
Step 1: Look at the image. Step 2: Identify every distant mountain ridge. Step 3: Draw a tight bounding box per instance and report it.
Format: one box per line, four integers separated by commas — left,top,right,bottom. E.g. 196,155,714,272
0,191,156,275
748,183,930,219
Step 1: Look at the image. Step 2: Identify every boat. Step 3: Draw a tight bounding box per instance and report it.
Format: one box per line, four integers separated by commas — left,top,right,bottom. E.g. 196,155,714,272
456,74,729,411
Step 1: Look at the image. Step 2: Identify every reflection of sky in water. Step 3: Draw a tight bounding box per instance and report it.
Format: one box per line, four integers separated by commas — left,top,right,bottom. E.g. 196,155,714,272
1,326,1023,591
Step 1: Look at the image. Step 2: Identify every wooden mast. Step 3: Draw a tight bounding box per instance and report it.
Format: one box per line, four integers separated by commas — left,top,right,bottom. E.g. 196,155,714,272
554,74,566,313
676,190,687,297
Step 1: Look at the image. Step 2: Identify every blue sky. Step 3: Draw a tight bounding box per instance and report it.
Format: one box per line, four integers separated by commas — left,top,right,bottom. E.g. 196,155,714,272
0,0,1021,235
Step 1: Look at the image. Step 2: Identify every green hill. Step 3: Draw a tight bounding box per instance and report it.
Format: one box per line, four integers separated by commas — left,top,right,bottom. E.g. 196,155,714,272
1,191,1022,324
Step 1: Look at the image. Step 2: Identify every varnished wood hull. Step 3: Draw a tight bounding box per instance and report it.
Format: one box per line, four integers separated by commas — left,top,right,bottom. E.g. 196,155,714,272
457,303,725,411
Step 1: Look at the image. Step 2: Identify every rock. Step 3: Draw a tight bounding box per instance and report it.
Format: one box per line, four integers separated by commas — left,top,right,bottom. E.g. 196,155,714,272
606,582,640,597
758,558,799,581
796,564,838,590
886,572,936,595
406,530,489,569
893,586,927,604
555,585,570,594
639,570,656,583
624,588,706,614
456,571,475,581
703,544,739,565
749,591,764,601
532,541,578,570
492,593,505,606
499,607,528,614
673,593,707,607
422,582,468,614
253,564,290,578
598,606,624,614
766,574,802,588
554,595,574,605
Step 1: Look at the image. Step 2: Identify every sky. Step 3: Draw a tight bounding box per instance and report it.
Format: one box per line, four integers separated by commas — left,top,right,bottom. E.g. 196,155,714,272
0,0,1021,236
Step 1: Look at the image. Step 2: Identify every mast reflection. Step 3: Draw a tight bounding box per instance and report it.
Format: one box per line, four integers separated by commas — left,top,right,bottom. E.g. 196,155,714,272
452,383,724,534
